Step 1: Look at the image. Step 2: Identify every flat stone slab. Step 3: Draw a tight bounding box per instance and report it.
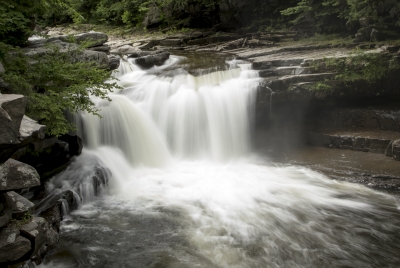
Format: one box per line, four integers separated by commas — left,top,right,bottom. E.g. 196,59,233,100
0,159,40,191
6,191,35,218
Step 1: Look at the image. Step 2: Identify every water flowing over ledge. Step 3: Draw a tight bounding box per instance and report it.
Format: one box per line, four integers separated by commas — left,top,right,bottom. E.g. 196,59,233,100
39,53,400,268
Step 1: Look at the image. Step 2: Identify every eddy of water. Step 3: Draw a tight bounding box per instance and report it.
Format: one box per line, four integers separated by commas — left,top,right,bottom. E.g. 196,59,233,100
40,53,400,268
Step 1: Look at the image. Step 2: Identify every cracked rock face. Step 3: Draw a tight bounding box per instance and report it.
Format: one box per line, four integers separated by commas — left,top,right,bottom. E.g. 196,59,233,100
0,159,40,191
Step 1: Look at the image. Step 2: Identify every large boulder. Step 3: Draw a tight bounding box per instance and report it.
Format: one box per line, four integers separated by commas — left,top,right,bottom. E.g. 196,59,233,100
0,227,31,264
0,95,27,146
0,159,40,191
80,50,109,68
135,52,170,69
74,31,108,48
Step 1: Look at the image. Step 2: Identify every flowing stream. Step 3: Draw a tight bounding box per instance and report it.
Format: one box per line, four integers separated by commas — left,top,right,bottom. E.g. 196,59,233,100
39,53,400,268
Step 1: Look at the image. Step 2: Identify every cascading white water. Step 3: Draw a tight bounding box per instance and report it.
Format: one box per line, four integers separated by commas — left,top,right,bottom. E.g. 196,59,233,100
39,53,400,268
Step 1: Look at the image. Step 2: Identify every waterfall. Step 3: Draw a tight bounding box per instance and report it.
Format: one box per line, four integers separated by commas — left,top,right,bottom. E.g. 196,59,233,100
38,53,400,268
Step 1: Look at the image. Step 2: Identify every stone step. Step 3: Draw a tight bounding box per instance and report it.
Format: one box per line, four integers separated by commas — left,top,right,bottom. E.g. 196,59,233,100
308,127,400,159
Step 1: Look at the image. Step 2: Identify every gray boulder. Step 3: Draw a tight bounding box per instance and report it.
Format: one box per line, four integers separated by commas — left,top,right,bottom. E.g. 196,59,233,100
135,52,170,69
0,227,31,263
0,95,27,146
6,191,35,219
74,31,108,47
0,159,40,191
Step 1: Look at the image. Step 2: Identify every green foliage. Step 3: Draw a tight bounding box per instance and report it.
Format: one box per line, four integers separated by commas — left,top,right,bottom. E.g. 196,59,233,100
0,43,118,136
307,82,332,91
281,0,348,33
324,51,400,84
281,0,400,34
8,212,33,227
0,0,36,46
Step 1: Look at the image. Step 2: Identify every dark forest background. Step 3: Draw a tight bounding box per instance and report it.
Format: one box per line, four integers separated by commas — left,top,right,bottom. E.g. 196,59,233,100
2,0,400,46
